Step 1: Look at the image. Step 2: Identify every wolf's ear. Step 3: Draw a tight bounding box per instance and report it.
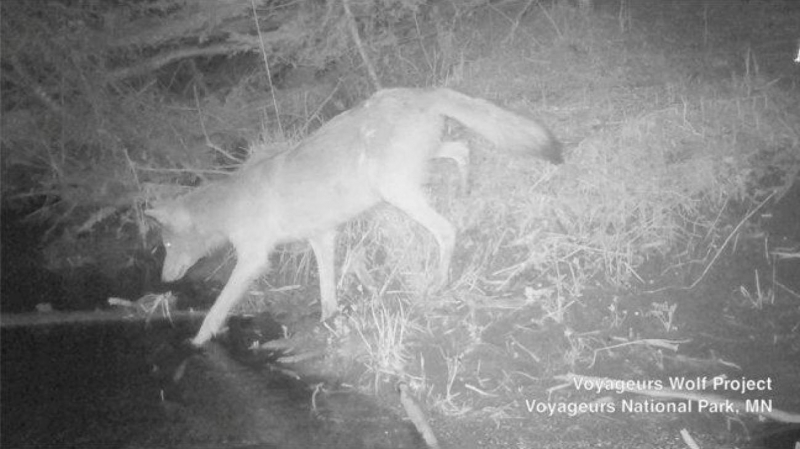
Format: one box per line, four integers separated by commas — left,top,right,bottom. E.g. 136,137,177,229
145,204,192,230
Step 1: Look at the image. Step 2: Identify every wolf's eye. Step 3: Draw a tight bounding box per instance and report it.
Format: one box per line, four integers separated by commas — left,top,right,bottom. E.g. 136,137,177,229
164,241,172,248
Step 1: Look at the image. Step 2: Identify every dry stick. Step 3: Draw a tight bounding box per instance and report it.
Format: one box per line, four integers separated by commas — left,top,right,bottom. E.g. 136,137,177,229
413,13,434,74
686,191,775,290
194,84,237,163
250,0,284,137
535,1,563,40
772,114,800,202
342,0,382,91
110,43,252,81
118,139,148,246
8,53,63,115
617,0,630,33
647,191,776,294
504,0,534,44
300,81,343,135
774,280,800,300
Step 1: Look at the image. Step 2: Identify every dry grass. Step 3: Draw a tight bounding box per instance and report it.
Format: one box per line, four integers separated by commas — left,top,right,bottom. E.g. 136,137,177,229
289,0,800,414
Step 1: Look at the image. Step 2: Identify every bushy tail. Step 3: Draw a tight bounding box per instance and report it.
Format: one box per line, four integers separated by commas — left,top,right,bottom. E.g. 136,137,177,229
430,88,563,164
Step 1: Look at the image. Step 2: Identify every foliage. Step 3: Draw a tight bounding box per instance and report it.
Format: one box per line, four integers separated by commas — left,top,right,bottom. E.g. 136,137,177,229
0,0,442,223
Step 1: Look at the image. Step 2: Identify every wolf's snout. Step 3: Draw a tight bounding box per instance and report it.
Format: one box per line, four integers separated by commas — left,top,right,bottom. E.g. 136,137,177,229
161,260,190,282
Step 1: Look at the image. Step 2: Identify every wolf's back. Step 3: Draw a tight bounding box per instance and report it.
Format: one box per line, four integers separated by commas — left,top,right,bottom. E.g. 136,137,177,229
428,88,562,164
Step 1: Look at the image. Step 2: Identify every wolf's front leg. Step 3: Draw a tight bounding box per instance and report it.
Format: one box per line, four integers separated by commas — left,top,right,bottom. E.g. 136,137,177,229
308,230,338,321
191,247,270,346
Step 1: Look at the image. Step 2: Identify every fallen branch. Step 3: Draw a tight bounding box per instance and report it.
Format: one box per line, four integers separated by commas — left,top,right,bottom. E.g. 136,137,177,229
0,308,205,328
1,294,205,328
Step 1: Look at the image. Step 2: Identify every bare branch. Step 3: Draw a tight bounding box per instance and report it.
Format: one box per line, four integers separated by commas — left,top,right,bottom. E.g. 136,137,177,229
108,42,255,81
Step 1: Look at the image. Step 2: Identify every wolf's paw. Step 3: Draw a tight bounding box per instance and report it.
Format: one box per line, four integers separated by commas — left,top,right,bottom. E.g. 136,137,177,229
319,306,340,322
150,338,203,385
426,275,450,297
191,321,223,347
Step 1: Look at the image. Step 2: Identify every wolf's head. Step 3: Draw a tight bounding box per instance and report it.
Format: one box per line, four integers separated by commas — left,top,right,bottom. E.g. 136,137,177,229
146,202,216,282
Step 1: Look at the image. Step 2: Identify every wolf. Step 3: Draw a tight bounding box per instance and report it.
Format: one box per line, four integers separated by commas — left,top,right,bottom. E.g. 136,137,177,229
146,87,562,347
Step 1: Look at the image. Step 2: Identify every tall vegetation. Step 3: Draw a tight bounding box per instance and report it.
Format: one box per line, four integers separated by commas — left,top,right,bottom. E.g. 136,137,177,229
1,0,436,275
1,0,796,322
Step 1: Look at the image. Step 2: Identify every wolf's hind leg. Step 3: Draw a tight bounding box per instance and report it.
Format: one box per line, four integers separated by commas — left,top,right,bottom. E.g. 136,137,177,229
434,141,471,194
191,245,271,346
381,186,456,290
308,229,338,321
